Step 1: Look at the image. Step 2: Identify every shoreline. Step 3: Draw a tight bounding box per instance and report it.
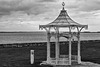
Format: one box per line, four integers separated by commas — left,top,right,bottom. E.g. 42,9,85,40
0,40,100,48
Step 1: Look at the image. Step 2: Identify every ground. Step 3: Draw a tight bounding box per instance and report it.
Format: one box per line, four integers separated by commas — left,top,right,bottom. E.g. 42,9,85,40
0,40,100,67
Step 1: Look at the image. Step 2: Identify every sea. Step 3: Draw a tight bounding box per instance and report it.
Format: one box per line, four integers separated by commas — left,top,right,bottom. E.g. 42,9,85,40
0,32,100,44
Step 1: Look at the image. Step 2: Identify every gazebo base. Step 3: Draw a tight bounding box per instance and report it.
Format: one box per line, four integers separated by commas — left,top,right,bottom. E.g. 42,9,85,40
53,62,100,67
40,60,78,66
40,55,79,65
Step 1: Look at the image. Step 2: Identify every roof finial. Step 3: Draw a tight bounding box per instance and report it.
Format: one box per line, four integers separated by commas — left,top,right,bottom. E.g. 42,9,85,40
62,2,65,10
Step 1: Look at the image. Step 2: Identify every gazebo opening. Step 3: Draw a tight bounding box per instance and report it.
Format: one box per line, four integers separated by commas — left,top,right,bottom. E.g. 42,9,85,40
39,2,88,65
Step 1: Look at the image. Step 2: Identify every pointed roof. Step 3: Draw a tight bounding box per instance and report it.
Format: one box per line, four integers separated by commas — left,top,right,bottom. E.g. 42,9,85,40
40,2,88,28
48,8,80,26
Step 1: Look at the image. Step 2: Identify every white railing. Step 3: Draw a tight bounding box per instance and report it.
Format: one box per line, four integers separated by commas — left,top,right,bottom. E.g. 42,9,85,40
60,55,69,58
40,55,80,65
60,55,78,61
50,58,69,65
71,55,78,61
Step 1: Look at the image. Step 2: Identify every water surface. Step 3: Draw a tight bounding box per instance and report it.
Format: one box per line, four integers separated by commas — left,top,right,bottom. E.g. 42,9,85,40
0,32,100,44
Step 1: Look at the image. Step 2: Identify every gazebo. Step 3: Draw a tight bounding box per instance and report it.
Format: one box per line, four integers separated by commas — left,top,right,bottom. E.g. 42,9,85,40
39,2,88,65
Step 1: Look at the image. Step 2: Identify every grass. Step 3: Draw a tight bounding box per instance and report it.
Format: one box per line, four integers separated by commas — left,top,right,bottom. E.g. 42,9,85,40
0,40,100,67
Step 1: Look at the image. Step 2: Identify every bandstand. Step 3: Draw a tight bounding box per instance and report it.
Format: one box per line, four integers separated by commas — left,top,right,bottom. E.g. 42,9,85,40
39,2,88,65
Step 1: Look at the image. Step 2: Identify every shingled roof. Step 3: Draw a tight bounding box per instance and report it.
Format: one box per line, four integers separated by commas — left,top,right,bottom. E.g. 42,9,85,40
39,2,88,28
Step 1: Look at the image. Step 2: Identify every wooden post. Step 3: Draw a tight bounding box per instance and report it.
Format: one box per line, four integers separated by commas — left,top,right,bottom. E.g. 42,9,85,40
30,50,34,64
78,32,81,64
47,31,50,63
69,27,72,65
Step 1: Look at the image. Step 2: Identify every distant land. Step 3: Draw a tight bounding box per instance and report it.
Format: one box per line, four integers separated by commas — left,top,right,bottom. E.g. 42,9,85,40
0,31,100,33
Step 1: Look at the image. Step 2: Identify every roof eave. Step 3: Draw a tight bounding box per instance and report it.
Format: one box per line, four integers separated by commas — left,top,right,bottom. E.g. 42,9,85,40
39,24,88,28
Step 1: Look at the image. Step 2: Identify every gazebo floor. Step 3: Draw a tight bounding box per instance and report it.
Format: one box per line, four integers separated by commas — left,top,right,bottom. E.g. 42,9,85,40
53,62,100,67
40,58,78,65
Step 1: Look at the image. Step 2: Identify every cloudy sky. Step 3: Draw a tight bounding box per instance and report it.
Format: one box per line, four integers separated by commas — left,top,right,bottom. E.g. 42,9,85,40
0,0,100,32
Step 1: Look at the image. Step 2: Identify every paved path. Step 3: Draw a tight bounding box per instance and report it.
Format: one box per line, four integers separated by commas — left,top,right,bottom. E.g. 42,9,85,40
53,62,100,67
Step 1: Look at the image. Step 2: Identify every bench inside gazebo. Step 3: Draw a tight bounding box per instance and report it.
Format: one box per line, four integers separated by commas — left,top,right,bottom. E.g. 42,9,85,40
39,2,88,65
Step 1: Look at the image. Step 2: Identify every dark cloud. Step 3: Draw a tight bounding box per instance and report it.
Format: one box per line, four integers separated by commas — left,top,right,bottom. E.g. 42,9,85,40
0,0,22,16
0,0,51,16
24,3,50,15
37,0,56,2
0,0,22,10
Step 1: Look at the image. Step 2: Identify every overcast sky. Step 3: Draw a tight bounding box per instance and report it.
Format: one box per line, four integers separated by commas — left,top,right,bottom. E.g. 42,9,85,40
0,0,100,32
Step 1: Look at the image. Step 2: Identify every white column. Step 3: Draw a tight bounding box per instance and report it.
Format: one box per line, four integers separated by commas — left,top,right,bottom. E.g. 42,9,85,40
47,31,50,63
69,28,72,65
78,32,81,64
69,35,71,65
55,28,59,64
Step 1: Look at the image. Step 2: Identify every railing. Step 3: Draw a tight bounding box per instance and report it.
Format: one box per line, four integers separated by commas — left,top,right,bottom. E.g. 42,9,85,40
49,55,78,65
60,55,78,61
40,55,80,65
50,58,69,65
72,55,78,61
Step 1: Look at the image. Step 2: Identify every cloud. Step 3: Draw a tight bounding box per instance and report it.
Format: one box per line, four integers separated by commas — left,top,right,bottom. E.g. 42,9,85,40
37,0,56,2
65,0,100,21
0,0,99,31
78,0,100,12
0,0,22,15
66,0,100,12
0,0,52,16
